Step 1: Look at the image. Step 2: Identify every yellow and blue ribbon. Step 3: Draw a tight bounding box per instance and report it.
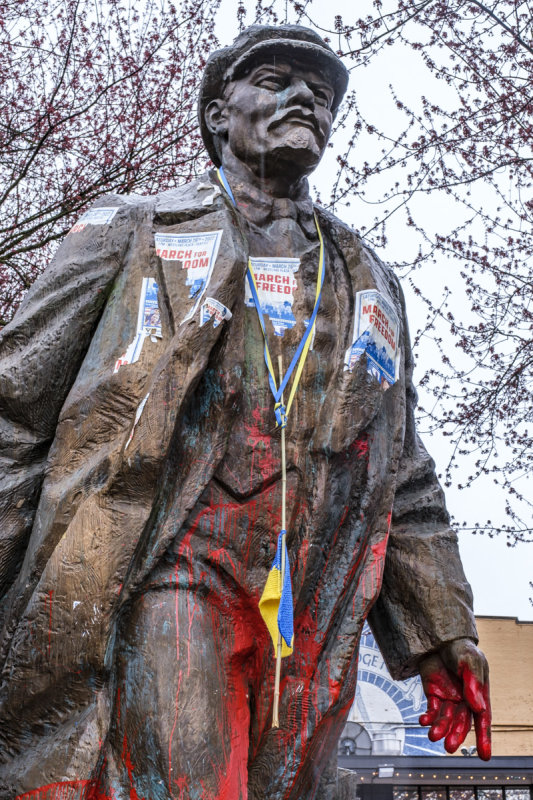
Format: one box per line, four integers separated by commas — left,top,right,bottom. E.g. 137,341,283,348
216,167,325,429
258,530,294,657
216,167,327,670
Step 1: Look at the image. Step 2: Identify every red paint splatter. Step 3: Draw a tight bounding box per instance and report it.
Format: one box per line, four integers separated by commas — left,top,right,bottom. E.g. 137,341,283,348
349,434,369,461
121,734,144,800
205,587,269,798
358,511,392,608
370,537,387,561
420,661,491,760
172,775,189,800
245,405,280,485
173,563,181,662
215,693,249,800
458,663,491,760
16,781,95,800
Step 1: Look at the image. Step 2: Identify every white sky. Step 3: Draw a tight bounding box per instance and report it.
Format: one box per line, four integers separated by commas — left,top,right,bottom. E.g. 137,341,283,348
215,1,533,621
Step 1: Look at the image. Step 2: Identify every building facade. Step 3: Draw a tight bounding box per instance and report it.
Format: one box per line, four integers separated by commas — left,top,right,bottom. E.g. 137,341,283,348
332,617,533,800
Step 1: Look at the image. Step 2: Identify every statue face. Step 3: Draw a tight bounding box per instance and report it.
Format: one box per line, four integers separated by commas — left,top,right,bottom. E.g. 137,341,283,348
217,58,335,178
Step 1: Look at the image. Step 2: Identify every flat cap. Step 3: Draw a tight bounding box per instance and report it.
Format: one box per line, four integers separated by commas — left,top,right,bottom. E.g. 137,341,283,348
198,24,349,166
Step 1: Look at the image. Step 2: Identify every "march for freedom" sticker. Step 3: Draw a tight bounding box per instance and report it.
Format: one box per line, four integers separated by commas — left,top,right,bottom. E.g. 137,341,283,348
154,229,223,323
344,289,400,388
200,297,232,329
69,207,119,233
246,257,300,337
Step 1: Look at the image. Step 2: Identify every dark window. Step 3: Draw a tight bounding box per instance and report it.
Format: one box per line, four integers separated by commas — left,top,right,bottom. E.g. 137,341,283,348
479,790,503,800
450,790,476,800
505,791,531,800
393,788,418,800
421,788,447,800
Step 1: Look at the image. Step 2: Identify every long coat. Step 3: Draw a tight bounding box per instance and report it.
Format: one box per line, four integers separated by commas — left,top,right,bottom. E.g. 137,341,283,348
0,176,477,795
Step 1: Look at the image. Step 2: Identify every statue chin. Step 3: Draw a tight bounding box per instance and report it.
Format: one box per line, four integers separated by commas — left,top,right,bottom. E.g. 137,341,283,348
265,134,323,177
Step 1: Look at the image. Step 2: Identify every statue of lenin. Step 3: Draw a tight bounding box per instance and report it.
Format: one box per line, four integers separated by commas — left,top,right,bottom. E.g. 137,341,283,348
0,24,491,800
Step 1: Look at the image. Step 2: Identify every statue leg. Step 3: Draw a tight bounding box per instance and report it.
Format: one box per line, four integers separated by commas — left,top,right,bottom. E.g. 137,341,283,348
247,650,357,800
99,585,255,800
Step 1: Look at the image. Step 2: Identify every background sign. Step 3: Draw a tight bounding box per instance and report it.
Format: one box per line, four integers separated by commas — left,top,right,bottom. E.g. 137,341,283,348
341,624,446,756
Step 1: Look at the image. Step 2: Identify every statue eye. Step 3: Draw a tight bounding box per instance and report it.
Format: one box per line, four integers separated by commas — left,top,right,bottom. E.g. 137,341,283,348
313,87,334,109
256,75,285,91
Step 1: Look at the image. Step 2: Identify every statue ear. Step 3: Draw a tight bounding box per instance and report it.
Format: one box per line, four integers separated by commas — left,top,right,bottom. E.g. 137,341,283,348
204,99,229,137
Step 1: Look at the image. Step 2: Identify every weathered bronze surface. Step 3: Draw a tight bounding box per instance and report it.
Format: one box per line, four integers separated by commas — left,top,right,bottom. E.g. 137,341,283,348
0,24,489,800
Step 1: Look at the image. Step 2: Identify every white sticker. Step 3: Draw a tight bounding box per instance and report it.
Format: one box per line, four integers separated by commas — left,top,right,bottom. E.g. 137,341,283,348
344,289,400,387
200,297,232,328
196,182,222,206
113,332,145,373
125,393,150,450
245,257,300,337
154,230,223,324
70,206,119,233
114,278,162,373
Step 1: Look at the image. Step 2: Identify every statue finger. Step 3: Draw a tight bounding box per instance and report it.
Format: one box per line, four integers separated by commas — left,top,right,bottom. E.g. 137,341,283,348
461,664,488,713
444,703,472,753
474,700,492,761
428,700,455,742
419,694,441,726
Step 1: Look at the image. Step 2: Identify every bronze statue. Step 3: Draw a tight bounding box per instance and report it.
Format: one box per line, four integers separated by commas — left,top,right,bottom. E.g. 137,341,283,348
0,24,490,800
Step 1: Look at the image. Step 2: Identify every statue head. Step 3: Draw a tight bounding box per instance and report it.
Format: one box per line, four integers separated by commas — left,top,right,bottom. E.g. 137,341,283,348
199,25,349,183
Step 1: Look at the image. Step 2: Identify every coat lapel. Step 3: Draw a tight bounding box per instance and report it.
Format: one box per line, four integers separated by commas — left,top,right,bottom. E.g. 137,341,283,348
311,209,404,453
122,204,248,591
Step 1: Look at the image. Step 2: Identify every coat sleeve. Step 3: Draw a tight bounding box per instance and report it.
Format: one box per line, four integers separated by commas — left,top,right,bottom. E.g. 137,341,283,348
0,198,136,602
368,275,478,680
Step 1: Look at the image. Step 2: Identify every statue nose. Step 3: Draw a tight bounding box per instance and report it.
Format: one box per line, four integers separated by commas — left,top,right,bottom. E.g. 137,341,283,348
285,78,315,108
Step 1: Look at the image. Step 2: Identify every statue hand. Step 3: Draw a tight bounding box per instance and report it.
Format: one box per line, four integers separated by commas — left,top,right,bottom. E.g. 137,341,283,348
418,638,491,760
